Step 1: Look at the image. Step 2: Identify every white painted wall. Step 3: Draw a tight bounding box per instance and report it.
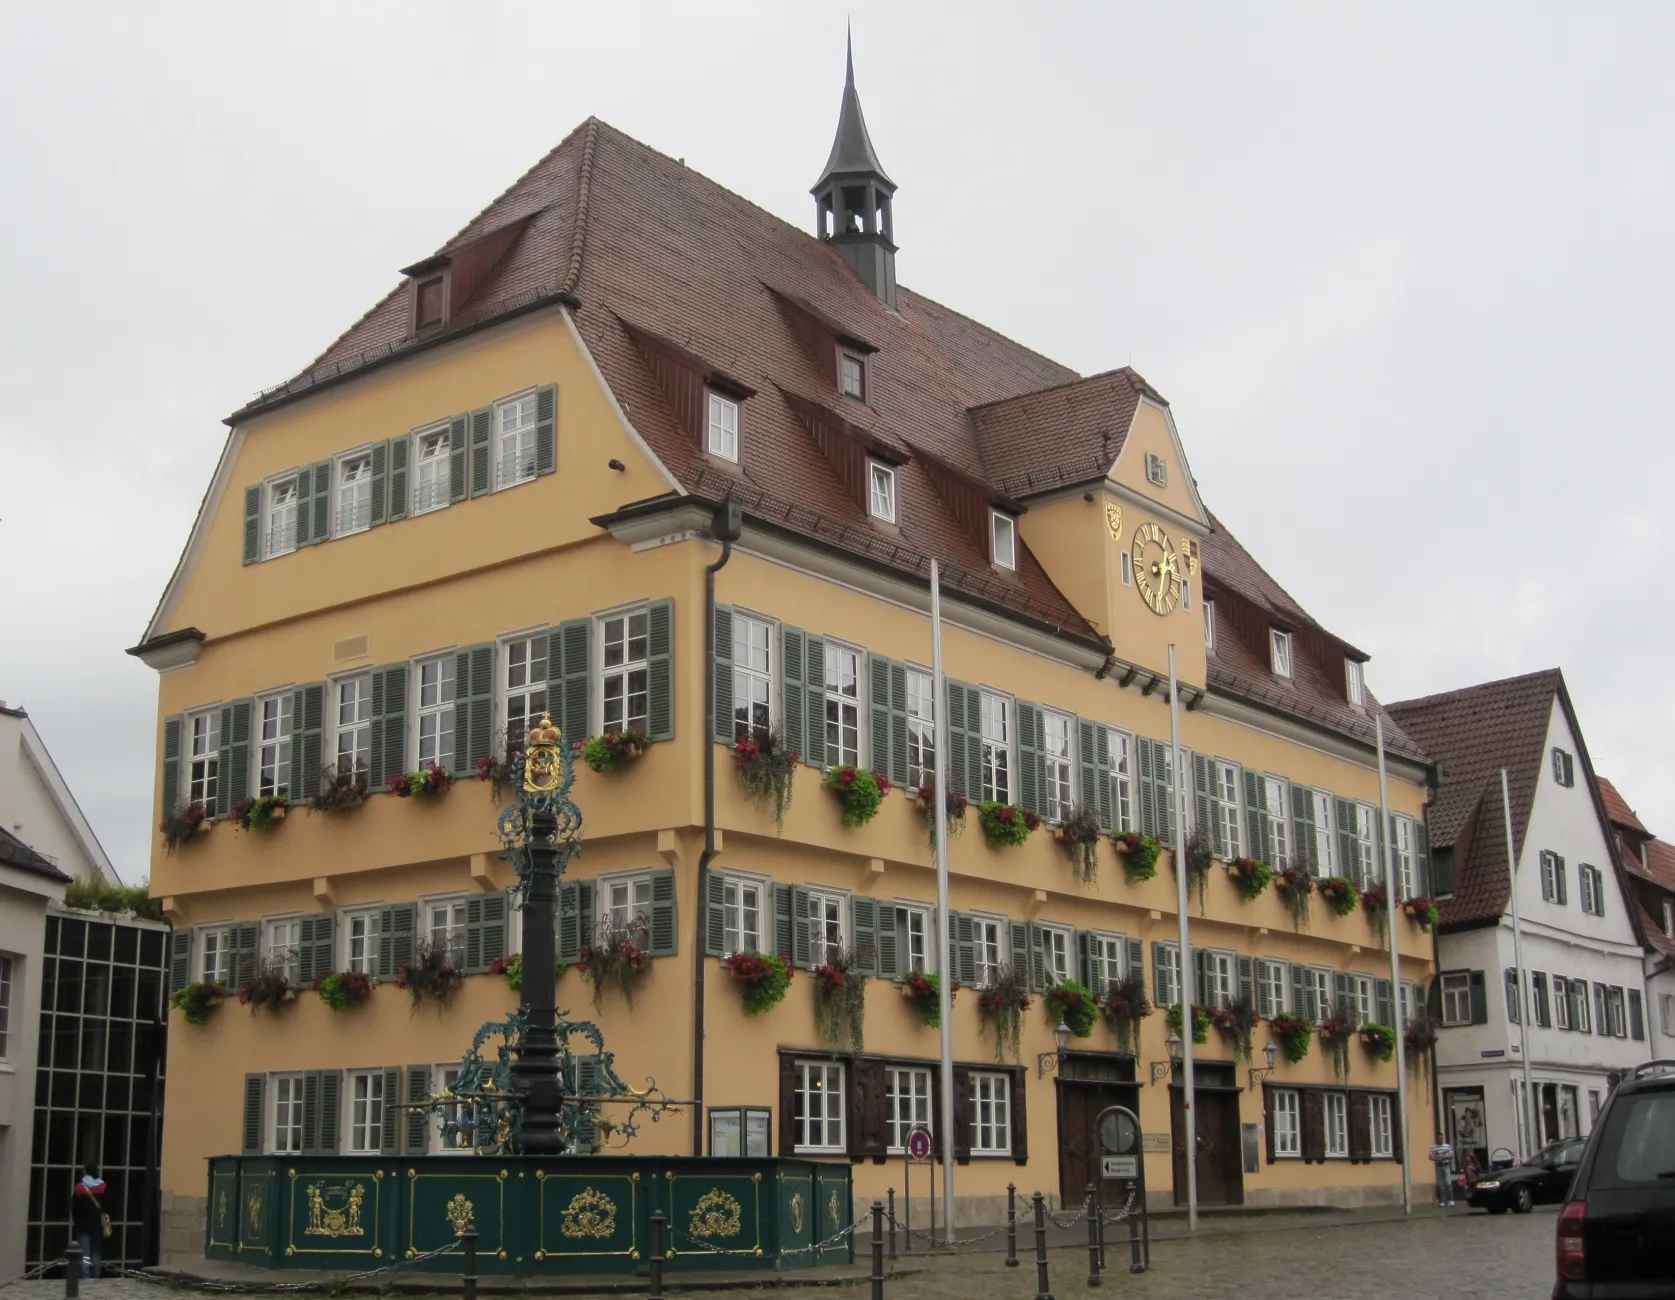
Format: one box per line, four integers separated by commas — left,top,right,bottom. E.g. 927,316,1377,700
1648,962,1675,1061
0,711,119,884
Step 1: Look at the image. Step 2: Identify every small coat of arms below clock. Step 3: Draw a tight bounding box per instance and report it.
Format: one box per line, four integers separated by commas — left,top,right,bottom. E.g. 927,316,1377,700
1104,502,1122,539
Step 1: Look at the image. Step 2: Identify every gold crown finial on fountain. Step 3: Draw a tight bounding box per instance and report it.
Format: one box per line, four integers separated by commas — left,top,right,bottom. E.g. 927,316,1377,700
523,712,563,793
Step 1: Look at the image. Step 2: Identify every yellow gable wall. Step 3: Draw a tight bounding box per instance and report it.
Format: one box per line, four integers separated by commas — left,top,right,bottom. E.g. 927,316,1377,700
168,310,669,638
1108,399,1202,522
1015,494,1113,639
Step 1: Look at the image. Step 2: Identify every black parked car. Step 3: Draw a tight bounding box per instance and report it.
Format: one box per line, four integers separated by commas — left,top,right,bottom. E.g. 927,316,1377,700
1469,1138,1584,1214
1554,1060,1675,1298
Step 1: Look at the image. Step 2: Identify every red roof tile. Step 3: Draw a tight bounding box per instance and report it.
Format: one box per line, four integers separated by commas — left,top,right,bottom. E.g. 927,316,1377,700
1597,776,1651,836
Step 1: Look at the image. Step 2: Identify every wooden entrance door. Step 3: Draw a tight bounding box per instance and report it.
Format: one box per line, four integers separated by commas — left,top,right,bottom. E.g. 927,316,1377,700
1056,1079,1141,1207
1170,1084,1245,1206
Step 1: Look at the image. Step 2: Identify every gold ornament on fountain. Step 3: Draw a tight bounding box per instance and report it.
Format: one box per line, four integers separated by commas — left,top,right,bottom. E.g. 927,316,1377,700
523,712,563,793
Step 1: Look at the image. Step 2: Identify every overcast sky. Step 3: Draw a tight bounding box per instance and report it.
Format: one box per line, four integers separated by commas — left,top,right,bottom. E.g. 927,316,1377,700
3,2,1671,880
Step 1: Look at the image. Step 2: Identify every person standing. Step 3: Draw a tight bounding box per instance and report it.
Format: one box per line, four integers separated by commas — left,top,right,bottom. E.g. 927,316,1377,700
69,1162,107,1278
1428,1139,1456,1207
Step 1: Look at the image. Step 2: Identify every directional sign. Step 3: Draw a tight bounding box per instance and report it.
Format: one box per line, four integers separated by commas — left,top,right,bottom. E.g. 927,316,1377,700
1101,1155,1139,1179
907,1127,932,1161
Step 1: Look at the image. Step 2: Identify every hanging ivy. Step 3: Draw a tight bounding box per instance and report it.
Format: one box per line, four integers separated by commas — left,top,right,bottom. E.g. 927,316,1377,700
1268,1014,1314,1064
1226,857,1272,902
1113,832,1161,883
1181,828,1214,913
1100,974,1152,1057
1317,876,1358,918
1318,1017,1354,1083
1054,806,1103,882
1274,864,1314,931
1044,980,1099,1038
733,728,798,831
1209,998,1258,1062
825,766,889,827
723,951,792,1015
1166,1002,1211,1045
897,970,953,1028
978,965,1032,1062
813,950,867,1052
1359,1022,1396,1064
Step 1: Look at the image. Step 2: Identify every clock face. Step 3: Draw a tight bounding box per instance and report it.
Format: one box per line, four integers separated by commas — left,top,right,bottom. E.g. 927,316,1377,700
1131,521,1181,616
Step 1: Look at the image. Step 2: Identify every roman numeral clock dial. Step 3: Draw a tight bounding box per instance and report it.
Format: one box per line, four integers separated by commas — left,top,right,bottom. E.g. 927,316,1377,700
1131,521,1182,616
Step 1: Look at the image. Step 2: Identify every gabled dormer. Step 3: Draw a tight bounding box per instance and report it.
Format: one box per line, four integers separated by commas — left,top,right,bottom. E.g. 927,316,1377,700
766,285,881,406
618,315,757,468
400,215,534,336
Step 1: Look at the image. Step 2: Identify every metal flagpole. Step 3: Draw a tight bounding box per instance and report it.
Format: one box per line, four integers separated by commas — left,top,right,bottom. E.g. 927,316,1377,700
1375,717,1413,1215
1168,645,1197,1233
1501,767,1537,1158
931,560,958,1243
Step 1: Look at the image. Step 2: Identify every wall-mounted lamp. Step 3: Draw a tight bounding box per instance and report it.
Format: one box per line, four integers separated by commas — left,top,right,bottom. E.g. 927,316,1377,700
1149,1033,1182,1085
1247,1039,1279,1091
608,458,626,472
1036,1021,1073,1078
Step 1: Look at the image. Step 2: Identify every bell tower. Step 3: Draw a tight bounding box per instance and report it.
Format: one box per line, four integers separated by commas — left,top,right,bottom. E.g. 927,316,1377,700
812,32,897,309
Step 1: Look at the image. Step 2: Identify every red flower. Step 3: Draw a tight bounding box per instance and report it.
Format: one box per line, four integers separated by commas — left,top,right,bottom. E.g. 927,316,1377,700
995,807,1016,824
876,774,894,796
385,773,409,796
1023,810,1043,831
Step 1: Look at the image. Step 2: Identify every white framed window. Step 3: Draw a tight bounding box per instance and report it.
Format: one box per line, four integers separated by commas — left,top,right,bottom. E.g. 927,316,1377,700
502,633,549,744
264,917,302,985
721,875,765,957
1608,987,1626,1037
1041,925,1073,986
271,1074,306,1155
1370,1095,1393,1157
1311,790,1335,874
199,925,235,985
1541,851,1564,904
426,896,469,964
1270,630,1293,679
1213,761,1242,858
335,448,374,536
1180,577,1191,610
264,472,303,559
886,1066,931,1154
1120,551,1133,588
1440,972,1472,1026
990,511,1017,570
186,709,221,807
1155,941,1181,1009
413,654,456,772
1272,1089,1300,1158
1323,1092,1349,1158
1552,747,1576,788
1348,974,1374,1027
1392,817,1416,899
602,872,653,944
1301,966,1332,1021
599,608,650,736
969,1073,1012,1154
1662,993,1675,1038
980,691,1011,803
1555,977,1571,1030
1109,729,1135,832
1402,981,1425,1028
256,693,292,798
346,1070,384,1154
1258,959,1289,1018
975,916,1005,988
707,391,739,462
1043,710,1074,821
841,352,866,400
496,390,540,488
867,461,896,522
0,955,11,1058
1264,778,1290,867
807,888,848,966
1579,865,1603,917
1664,899,1674,939
731,613,773,737
344,909,382,976
1088,933,1125,991
1145,452,1168,487
824,642,863,768
1204,600,1215,651
1203,949,1235,1009
1346,659,1365,708
333,673,372,779
794,1061,845,1152
895,903,934,974
906,668,935,788
413,425,451,514
1351,803,1377,887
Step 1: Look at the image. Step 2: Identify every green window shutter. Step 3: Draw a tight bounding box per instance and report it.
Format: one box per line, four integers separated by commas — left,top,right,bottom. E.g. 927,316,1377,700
963,689,984,806
463,892,508,972
377,903,417,980
851,897,878,975
802,635,826,768
1556,856,1568,906
647,869,678,957
226,699,253,811
1090,723,1115,831
380,1066,402,1155
214,703,235,819
404,1066,431,1154
369,664,407,786
704,873,726,956
1290,785,1317,872
1255,961,1272,1019
779,626,807,759
317,1071,342,1153
469,406,493,497
161,715,182,815
1469,971,1488,1025
1375,979,1394,1027
1193,949,1211,1008
1125,937,1143,983
1015,701,1041,816
1243,769,1269,863
308,462,332,544
454,643,495,769
867,654,892,776
1137,738,1159,839
387,436,410,522
297,914,334,986
293,684,324,791
535,384,557,476
1335,798,1358,881
301,1072,321,1153
1078,721,1099,828
242,486,262,565
645,599,675,742
368,441,388,528
773,883,794,961
1076,931,1092,988
888,661,909,788
791,886,812,968
1334,973,1353,1021
1192,754,1215,855
945,681,971,800
451,413,471,503
1152,941,1169,1006
712,606,735,744
1009,920,1031,989
168,930,192,995
1290,965,1308,1020
557,882,580,964
954,914,977,988
876,904,898,979
233,922,260,986
243,1074,266,1154
550,620,591,750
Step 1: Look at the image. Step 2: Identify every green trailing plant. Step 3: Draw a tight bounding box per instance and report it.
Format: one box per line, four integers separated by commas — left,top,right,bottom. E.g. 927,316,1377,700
1317,876,1358,918
1054,805,1103,882
1404,896,1440,932
62,878,164,921
732,727,798,831
581,730,647,774
1318,1017,1354,1083
170,981,224,1026
1113,831,1161,883
1268,1014,1315,1064
897,970,953,1028
824,766,889,828
474,741,523,802
313,971,375,1012
978,965,1032,1062
1166,1002,1211,1045
1361,883,1390,951
1405,1016,1440,1093
1359,1022,1396,1064
1210,998,1258,1062
158,800,209,852
916,786,969,847
1274,863,1314,931
812,949,867,1052
490,955,522,993
229,794,289,833
1100,974,1151,1058
308,762,367,814
1226,857,1272,902
978,802,1038,848
386,765,453,798
722,951,792,1015
1045,980,1099,1038
576,931,650,1010
1180,828,1214,913
237,961,298,1012
397,940,463,1011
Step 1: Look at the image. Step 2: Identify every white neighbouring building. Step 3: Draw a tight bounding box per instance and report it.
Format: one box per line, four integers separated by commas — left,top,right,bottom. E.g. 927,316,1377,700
1595,777,1675,1064
1389,670,1647,1172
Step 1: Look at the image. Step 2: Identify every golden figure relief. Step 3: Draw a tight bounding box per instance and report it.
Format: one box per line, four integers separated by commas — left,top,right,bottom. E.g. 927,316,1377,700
303,1181,367,1237
828,1190,841,1231
560,1187,618,1239
217,1191,229,1232
246,1187,264,1238
1105,501,1123,539
688,1189,742,1240
789,1192,804,1234
445,1193,476,1236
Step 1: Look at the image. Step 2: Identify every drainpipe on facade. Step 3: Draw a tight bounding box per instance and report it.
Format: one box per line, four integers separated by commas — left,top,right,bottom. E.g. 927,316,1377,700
693,501,741,1156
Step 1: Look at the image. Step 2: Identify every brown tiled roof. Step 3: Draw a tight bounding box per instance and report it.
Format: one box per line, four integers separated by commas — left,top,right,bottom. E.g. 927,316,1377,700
0,827,71,884
1633,897,1675,960
1597,776,1651,836
971,369,1158,498
1634,837,1675,893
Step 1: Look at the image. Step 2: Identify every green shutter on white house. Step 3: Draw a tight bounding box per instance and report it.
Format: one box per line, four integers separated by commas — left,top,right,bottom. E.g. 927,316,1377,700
711,606,735,744
454,643,495,769
801,634,827,768
387,436,410,522
1375,979,1394,1028
161,716,183,816
875,902,898,979
469,407,493,498
1009,920,1033,990
463,892,508,972
647,868,678,957
1238,955,1254,1008
369,664,408,787
214,703,235,819
1291,965,1310,1020
1015,701,1042,817
316,1071,342,1153
867,654,892,779
535,384,557,477
779,627,807,760
557,880,596,965
1291,785,1317,872
450,413,470,503
952,913,977,988
773,883,795,962
790,886,812,968
1335,798,1358,882
549,620,591,748
1152,941,1172,1007
242,486,262,565
1080,721,1114,831
231,921,260,986
1125,937,1143,983
645,599,675,742
404,1066,431,1154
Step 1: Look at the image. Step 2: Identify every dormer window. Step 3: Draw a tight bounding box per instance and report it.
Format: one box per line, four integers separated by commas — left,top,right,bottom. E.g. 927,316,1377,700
1145,452,1168,487
840,352,866,400
868,461,896,523
416,276,445,328
991,511,1017,570
1346,659,1365,708
707,392,739,462
1270,629,1293,679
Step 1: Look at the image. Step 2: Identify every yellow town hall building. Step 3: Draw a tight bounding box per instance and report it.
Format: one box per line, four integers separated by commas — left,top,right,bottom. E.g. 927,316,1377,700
130,48,1437,1257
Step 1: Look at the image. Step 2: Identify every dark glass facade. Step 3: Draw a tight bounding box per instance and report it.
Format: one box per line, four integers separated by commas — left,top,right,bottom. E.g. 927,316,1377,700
27,911,168,1269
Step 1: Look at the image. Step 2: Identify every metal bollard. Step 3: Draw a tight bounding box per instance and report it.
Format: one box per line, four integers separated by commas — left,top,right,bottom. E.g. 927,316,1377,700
63,1242,82,1299
1094,1181,1105,1270
649,1211,666,1299
1127,1190,1145,1274
1004,1182,1019,1268
1032,1192,1054,1300
887,1187,897,1260
460,1224,478,1300
870,1201,885,1300
1084,1185,1102,1287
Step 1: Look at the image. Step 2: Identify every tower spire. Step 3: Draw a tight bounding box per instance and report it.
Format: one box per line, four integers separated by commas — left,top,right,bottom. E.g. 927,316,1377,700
811,31,898,308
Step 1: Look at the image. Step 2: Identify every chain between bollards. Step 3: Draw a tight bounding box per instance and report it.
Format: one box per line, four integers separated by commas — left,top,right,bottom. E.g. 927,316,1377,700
869,1201,885,1300
1005,1182,1019,1268
1031,1191,1054,1300
649,1211,666,1300
459,1224,478,1300
63,1242,82,1300
1084,1186,1102,1288
887,1188,897,1261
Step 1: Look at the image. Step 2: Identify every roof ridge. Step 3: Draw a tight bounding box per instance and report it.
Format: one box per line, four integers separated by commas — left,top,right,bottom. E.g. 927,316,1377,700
967,365,1153,413
560,118,601,296
1386,667,1562,715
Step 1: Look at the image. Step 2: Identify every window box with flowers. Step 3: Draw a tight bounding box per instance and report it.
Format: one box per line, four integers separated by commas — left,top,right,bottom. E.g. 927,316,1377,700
1210,999,1258,1062
398,939,463,1010
238,962,299,1013
913,785,969,847
386,766,454,798
582,730,648,774
1359,1021,1396,1064
1405,1016,1440,1090
229,795,288,833
978,966,1032,1062
1317,1017,1355,1082
1360,883,1389,943
490,955,522,992
813,949,866,1052
824,766,890,828
722,950,791,1015
159,801,211,853
1268,1014,1314,1064
733,728,798,831
307,762,367,814
1112,832,1161,884
978,802,1040,849
1403,896,1440,931
1045,980,1098,1039
170,980,224,1026
313,970,375,1012
897,970,953,1028
1226,857,1272,902
1166,1002,1211,1046
1100,974,1151,1057
1053,805,1103,883
1317,876,1358,918
474,742,523,802
1274,864,1314,931
1179,828,1214,912
577,933,650,1010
